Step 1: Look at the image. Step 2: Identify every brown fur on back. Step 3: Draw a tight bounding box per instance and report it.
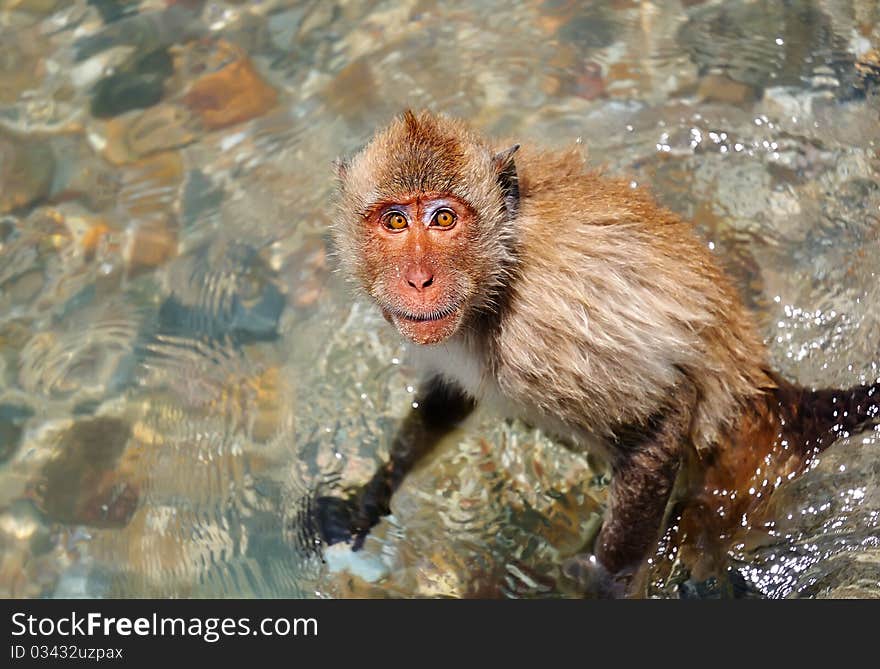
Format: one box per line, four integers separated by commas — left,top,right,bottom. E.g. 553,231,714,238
492,146,776,453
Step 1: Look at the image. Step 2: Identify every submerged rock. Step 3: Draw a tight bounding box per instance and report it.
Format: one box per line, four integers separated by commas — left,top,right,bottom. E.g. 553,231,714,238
124,216,179,276
541,1,617,49
573,61,606,100
100,104,196,165
74,2,204,62
117,150,184,221
697,73,761,105
158,241,285,343
182,42,279,130
39,416,139,528
0,126,119,215
0,129,55,214
90,48,174,118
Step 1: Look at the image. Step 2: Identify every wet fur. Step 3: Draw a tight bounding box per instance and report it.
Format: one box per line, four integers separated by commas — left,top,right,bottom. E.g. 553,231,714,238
329,110,880,595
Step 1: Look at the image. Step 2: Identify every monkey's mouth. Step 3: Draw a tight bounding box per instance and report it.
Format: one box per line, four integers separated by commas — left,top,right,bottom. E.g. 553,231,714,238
398,311,453,323
382,305,463,345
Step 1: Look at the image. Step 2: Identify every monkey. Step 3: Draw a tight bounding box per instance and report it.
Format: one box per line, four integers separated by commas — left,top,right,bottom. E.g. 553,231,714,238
315,109,880,597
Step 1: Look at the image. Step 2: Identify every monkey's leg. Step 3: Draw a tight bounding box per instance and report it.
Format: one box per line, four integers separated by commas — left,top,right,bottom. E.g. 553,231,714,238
564,386,693,597
315,376,475,550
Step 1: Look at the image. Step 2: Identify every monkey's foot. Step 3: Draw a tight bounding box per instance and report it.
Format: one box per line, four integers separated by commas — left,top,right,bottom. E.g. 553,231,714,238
314,495,382,551
561,554,629,599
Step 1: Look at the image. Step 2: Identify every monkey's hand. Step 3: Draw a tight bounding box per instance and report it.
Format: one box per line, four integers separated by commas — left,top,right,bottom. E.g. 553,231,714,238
561,554,631,599
314,476,391,551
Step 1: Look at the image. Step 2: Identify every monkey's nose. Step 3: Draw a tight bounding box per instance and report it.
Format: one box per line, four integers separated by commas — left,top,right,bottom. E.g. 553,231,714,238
405,266,434,292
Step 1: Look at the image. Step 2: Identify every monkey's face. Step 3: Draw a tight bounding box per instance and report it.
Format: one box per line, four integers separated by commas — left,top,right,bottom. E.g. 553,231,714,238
361,192,478,345
334,111,517,346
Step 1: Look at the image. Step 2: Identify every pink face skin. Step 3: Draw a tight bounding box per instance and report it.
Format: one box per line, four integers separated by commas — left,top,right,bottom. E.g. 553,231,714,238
365,193,475,345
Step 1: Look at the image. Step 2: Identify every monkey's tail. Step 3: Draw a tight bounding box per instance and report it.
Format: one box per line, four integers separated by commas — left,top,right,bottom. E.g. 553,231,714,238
773,374,880,454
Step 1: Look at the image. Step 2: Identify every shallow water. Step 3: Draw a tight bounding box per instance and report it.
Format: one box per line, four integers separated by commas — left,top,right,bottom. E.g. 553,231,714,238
0,0,878,599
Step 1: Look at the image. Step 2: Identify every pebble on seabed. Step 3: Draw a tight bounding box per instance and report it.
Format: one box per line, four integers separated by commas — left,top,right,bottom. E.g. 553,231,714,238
183,43,279,130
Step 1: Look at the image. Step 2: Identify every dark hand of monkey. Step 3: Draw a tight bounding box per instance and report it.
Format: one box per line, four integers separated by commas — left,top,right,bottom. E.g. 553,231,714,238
314,490,388,551
562,555,630,599
315,376,475,551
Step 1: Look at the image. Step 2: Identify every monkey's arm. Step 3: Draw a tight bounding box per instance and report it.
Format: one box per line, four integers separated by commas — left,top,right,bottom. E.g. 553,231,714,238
316,376,475,550
564,383,694,596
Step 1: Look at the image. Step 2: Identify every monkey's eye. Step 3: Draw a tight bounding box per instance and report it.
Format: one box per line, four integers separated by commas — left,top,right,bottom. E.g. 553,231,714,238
383,212,408,230
432,209,456,228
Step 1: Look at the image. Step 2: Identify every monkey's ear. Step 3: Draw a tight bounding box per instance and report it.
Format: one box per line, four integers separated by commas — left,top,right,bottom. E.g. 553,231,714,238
494,144,520,165
493,144,520,218
333,157,349,181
